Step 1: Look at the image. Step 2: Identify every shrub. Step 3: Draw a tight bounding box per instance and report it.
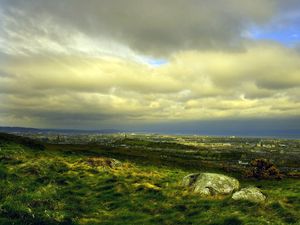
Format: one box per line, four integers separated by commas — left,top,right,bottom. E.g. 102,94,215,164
245,158,282,180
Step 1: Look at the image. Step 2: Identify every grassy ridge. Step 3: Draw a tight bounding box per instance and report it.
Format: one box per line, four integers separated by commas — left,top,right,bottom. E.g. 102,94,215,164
0,136,299,224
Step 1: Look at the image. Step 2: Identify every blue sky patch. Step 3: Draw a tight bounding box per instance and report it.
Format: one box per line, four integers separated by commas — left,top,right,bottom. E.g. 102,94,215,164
146,58,168,67
247,10,300,47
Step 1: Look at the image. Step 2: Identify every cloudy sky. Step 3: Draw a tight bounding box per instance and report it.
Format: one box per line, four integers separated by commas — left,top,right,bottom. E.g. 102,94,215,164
0,0,300,135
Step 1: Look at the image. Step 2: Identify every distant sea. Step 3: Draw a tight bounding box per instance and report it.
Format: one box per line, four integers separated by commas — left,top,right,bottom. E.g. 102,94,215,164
136,130,300,139
1,126,299,140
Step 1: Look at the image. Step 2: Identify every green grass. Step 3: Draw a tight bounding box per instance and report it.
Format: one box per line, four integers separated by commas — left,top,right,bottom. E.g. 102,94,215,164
0,139,299,225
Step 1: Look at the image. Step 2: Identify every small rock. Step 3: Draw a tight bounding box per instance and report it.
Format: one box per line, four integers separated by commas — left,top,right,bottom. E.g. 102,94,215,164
109,159,122,168
86,157,121,168
232,186,266,203
182,173,239,196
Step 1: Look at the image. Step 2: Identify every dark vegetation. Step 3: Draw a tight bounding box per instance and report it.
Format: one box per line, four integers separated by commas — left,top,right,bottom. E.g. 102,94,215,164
0,132,45,151
245,158,282,180
0,133,299,224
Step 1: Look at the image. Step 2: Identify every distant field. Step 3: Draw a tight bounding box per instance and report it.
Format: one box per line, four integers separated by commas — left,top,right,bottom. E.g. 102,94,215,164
44,135,300,178
0,134,299,225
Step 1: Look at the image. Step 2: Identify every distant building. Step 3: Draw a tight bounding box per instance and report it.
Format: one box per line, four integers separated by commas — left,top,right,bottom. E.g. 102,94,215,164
238,160,249,165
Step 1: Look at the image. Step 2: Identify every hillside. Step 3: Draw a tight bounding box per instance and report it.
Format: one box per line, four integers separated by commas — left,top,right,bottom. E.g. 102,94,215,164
0,134,299,225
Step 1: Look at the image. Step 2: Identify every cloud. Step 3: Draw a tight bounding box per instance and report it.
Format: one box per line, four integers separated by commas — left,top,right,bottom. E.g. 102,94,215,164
166,43,300,91
0,42,299,128
1,0,281,56
0,0,300,130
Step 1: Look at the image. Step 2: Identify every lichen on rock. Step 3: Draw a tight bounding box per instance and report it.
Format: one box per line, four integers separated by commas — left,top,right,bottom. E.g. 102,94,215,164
182,172,240,196
232,186,266,203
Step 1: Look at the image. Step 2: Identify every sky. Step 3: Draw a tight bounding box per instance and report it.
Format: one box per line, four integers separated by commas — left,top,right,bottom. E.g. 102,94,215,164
0,0,299,136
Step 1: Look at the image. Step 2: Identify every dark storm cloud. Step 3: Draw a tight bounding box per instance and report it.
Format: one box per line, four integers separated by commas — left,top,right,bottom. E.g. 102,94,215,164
1,0,281,55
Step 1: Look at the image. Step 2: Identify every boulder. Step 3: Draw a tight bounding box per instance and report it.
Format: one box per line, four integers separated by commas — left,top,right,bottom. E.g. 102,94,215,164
182,173,239,196
232,186,266,203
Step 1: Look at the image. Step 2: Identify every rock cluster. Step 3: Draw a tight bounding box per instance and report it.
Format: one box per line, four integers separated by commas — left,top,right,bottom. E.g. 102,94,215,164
182,172,266,203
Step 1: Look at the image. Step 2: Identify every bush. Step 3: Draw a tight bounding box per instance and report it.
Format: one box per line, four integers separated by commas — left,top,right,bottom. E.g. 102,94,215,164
245,158,282,180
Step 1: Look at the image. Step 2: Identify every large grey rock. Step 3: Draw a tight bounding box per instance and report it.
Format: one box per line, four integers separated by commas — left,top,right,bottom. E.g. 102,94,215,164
232,186,266,203
182,173,239,196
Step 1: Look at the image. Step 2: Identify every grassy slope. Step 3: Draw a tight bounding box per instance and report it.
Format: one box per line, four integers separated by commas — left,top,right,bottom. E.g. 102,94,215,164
0,139,299,225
